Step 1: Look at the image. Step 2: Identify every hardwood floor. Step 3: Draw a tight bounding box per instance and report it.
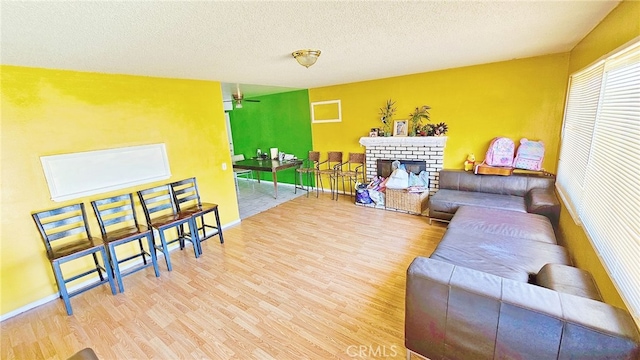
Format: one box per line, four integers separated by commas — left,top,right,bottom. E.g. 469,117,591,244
1,195,446,359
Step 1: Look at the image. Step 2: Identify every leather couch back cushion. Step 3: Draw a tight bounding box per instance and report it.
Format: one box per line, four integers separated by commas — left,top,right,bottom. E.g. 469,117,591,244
439,170,555,196
428,189,527,215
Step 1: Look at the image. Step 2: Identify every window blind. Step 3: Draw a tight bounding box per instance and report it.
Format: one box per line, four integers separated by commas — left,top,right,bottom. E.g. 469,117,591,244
556,62,604,220
557,41,640,325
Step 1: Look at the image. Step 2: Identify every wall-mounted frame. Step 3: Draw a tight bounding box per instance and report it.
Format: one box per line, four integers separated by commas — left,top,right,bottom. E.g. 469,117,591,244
40,143,171,202
311,100,342,123
393,120,408,137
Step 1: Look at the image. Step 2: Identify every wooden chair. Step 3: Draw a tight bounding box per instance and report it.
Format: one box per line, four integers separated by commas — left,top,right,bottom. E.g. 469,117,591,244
31,203,117,315
294,151,322,197
170,177,224,255
137,185,199,271
91,193,160,293
317,151,343,199
336,152,366,199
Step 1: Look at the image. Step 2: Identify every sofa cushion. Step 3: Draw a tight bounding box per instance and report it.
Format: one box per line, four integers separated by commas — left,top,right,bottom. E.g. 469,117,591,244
448,206,557,244
525,187,560,226
438,170,555,196
429,189,526,215
430,229,571,282
536,263,603,301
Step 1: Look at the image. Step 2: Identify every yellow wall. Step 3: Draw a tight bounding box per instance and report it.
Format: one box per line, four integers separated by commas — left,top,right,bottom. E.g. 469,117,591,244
568,0,640,74
309,53,570,190
0,66,239,316
557,0,640,310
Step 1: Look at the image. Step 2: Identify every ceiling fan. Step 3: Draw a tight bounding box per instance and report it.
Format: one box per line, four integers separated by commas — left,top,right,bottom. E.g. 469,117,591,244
224,85,260,108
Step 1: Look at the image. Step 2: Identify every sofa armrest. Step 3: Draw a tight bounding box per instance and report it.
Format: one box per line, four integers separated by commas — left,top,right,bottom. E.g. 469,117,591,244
525,187,560,226
406,257,640,360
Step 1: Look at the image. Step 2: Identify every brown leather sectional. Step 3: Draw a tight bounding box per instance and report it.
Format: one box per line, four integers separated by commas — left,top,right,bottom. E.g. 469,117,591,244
428,169,560,226
406,170,640,359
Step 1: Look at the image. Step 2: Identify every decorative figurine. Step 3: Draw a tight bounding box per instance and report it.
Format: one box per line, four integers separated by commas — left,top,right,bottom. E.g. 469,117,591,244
464,153,476,171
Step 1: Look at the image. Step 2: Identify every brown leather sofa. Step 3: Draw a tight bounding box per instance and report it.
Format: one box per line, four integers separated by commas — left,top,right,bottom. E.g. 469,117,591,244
428,169,560,226
406,206,640,359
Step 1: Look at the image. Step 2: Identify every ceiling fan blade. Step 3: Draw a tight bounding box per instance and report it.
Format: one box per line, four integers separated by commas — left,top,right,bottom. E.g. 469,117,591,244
244,99,261,102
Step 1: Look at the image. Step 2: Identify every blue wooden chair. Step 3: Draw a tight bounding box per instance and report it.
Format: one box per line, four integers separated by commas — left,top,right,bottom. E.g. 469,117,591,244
137,184,199,271
170,177,224,255
91,193,160,293
32,203,117,315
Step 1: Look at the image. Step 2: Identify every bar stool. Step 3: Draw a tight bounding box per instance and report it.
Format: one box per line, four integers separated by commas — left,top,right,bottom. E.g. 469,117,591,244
137,184,199,271
317,151,343,199
32,203,117,315
170,177,224,255
295,151,322,197
91,193,160,293
336,152,366,199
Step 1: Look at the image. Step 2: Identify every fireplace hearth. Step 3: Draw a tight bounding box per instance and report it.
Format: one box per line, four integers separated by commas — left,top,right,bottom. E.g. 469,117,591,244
359,136,447,195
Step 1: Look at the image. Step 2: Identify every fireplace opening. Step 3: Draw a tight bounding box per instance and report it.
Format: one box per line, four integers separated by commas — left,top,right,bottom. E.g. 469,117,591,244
377,159,426,178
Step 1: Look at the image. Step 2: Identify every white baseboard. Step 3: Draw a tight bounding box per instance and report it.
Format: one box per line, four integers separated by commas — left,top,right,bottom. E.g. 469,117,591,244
0,220,240,322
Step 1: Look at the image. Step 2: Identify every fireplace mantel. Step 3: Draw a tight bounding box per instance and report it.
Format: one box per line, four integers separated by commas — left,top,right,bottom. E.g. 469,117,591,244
359,136,447,148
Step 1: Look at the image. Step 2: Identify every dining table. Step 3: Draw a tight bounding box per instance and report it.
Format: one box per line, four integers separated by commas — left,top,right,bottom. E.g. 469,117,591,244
232,158,303,199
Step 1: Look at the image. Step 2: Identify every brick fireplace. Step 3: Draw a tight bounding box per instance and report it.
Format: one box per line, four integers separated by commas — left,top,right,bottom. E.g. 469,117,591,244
359,136,447,195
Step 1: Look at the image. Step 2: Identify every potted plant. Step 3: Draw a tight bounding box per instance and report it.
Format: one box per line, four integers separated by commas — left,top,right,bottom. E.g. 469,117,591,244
421,122,448,136
379,99,397,137
408,105,431,136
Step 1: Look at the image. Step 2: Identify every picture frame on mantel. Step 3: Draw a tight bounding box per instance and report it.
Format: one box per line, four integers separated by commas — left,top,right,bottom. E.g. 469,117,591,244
393,120,408,136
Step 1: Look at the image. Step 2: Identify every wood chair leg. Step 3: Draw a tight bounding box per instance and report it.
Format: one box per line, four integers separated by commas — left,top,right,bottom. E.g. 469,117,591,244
137,238,148,266
156,231,173,271
52,262,73,315
100,249,117,296
145,234,161,278
108,243,125,293
213,208,224,244
188,219,200,258
91,252,104,281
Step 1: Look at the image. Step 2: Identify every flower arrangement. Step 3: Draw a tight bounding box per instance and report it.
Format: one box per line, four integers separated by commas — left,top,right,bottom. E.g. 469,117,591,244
408,105,431,136
379,99,397,136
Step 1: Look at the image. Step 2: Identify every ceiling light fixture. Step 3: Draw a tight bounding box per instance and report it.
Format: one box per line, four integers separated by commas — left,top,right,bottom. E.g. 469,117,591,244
292,49,321,68
234,100,243,109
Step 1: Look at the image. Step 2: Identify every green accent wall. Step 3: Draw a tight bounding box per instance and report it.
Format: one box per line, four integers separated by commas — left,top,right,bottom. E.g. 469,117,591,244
229,89,312,185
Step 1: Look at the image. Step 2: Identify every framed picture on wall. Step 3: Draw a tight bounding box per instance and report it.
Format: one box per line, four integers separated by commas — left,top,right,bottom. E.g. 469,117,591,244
393,120,408,136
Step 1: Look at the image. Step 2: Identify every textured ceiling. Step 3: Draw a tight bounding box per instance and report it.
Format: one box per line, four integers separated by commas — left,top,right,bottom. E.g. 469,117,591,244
1,1,619,98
